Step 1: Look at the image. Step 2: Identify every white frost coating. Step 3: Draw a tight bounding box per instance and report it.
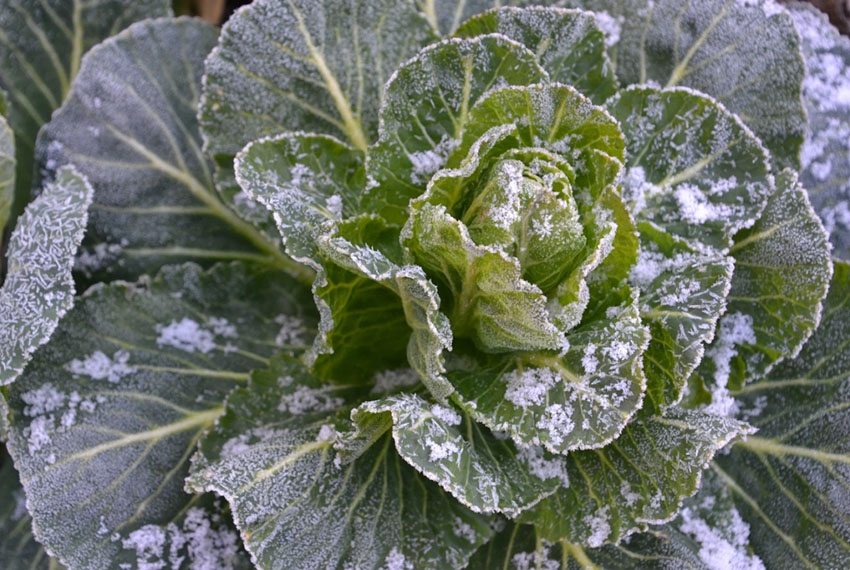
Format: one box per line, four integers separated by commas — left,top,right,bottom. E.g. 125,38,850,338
452,517,477,543
20,383,100,456
594,12,623,48
120,507,241,570
426,437,461,461
705,313,756,416
370,368,420,394
738,0,785,19
536,404,575,447
74,242,123,275
274,314,306,347
207,317,237,339
583,505,612,547
325,194,343,218
156,318,216,354
582,344,598,375
382,547,413,570
504,367,560,407
409,136,458,185
516,444,570,486
278,386,344,415
122,525,167,570
621,165,656,216
430,404,462,426
680,498,765,570
65,349,136,383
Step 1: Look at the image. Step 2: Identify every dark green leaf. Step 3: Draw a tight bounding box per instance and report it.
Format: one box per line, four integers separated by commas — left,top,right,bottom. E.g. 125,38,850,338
4,262,316,569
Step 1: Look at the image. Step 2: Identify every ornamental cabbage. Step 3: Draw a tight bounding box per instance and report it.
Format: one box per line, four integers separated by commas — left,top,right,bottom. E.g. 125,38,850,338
0,1,848,569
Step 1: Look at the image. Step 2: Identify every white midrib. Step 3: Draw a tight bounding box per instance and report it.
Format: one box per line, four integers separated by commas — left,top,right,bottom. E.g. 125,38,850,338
741,436,850,465
64,407,222,462
289,0,369,152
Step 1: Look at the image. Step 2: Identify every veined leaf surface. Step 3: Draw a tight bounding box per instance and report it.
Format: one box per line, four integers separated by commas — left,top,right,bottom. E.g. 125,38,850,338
562,0,806,170
36,18,303,283
4,262,316,569
187,357,492,570
713,260,850,568
789,3,850,259
0,166,92,386
0,0,171,221
0,106,14,240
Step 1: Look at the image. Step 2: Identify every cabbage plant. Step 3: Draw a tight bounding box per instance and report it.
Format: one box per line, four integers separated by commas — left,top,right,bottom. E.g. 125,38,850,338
0,0,848,569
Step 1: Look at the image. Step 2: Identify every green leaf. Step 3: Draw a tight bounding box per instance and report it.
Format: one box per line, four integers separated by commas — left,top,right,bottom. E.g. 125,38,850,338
0,454,65,569
521,407,753,546
405,202,565,353
0,108,14,240
458,83,625,180
0,0,171,222
235,132,364,269
607,86,773,250
200,0,436,158
36,18,303,283
187,357,492,570
455,7,618,104
563,0,806,170
314,217,455,399
4,262,316,569
788,4,850,259
343,394,565,516
723,169,832,385
449,288,649,453
467,521,708,569
632,223,734,410
712,260,850,568
412,0,513,35
0,166,92,386
363,35,547,225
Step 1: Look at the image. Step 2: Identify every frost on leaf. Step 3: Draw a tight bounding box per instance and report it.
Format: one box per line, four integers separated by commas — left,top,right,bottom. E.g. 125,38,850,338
0,166,93,386
3,262,315,570
519,408,754,546
0,110,13,240
343,394,564,517
187,358,491,570
566,0,806,170
712,261,850,568
789,3,850,258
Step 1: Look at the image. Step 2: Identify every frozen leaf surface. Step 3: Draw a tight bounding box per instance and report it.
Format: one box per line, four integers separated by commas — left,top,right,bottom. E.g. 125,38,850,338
521,407,753,546
563,0,806,170
344,394,564,516
789,3,850,258
36,18,298,282
0,107,13,237
187,357,491,570
455,7,618,104
4,262,316,569
0,166,92,386
0,0,170,220
712,260,850,568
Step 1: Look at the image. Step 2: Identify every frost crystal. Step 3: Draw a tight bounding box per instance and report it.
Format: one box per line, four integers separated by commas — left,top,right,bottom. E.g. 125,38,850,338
705,313,756,416
66,349,136,383
504,367,560,407
156,318,216,354
278,386,343,415
680,498,766,570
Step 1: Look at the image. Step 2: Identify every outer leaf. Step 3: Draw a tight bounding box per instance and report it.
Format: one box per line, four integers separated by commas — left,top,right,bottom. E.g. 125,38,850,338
521,408,754,547
200,0,436,158
0,108,13,239
187,357,492,570
789,3,850,258
363,35,547,225
235,132,364,269
4,262,316,569
563,0,806,170
608,86,773,250
0,166,92,386
315,218,455,399
344,394,565,516
631,223,734,410
0,0,171,221
36,18,303,282
449,288,649,453
467,521,708,569
723,169,832,385
0,455,65,569
413,0,519,35
455,7,618,104
712,260,850,568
